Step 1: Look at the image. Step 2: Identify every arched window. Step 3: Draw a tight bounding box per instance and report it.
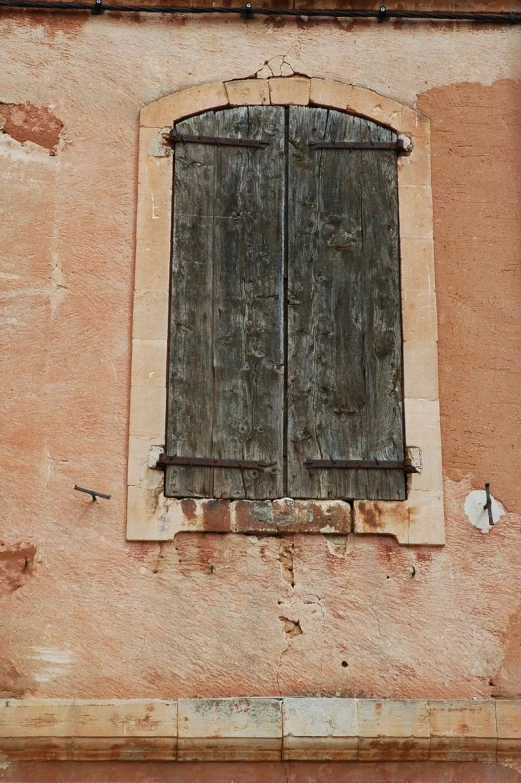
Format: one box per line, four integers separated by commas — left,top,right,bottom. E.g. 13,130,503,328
127,78,444,545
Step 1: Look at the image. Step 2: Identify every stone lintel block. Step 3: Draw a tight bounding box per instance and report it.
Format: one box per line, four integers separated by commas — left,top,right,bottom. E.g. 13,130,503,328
398,139,431,188
225,79,270,106
70,736,176,761
355,492,446,547
137,128,173,189
126,491,214,541
178,698,282,740
127,486,170,541
141,83,229,128
358,699,430,739
134,238,171,293
128,385,166,439
269,78,310,106
283,698,358,739
178,737,281,761
429,736,497,762
232,499,351,534
397,109,430,142
131,339,168,388
186,498,232,533
311,79,408,128
496,701,521,739
73,700,177,738
407,490,445,546
404,398,441,448
408,446,443,494
358,737,431,761
498,738,521,761
427,700,496,739
398,185,434,241
283,735,358,761
309,78,356,112
403,340,439,401
0,700,74,738
0,737,71,760
353,500,410,544
132,290,169,342
399,238,436,294
127,436,164,489
402,287,439,343
232,500,277,533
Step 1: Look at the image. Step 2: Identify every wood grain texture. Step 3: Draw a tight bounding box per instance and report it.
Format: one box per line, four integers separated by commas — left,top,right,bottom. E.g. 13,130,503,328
287,107,405,500
166,111,216,497
166,107,285,498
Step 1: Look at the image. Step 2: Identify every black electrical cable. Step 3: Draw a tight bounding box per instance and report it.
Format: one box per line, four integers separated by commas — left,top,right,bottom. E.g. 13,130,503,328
0,0,519,22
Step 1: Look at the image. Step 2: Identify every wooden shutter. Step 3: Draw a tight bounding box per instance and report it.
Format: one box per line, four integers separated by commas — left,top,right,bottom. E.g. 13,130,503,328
165,106,285,499
287,107,405,500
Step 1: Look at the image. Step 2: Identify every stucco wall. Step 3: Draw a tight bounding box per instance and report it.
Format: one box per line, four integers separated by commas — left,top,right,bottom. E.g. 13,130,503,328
2,8,521,722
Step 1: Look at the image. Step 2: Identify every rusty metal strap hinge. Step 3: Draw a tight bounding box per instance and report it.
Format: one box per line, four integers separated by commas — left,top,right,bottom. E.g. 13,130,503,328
304,459,417,473
166,131,270,150
309,140,407,153
157,454,269,470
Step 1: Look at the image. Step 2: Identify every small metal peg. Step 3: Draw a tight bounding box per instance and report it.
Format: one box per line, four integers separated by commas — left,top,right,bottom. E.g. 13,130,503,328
243,2,254,19
92,0,104,15
484,482,494,527
378,5,388,21
74,485,111,502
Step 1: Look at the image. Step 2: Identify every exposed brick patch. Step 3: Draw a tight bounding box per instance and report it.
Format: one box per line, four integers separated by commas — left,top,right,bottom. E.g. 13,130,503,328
0,658,37,698
202,500,231,533
0,103,63,154
0,541,36,594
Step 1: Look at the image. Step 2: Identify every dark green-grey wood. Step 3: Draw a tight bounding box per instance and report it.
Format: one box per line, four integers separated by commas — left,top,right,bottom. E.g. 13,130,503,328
287,106,405,500
165,106,285,498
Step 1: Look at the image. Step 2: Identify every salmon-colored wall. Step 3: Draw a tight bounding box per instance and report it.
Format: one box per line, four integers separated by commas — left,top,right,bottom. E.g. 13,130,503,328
1,760,521,782
2,8,521,731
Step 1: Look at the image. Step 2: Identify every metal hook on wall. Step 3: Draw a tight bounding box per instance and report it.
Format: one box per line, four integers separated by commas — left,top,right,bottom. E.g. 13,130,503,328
484,483,494,527
74,485,111,502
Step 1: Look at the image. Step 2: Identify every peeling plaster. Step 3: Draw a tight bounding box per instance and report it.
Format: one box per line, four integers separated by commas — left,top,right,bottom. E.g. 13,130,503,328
0,102,62,154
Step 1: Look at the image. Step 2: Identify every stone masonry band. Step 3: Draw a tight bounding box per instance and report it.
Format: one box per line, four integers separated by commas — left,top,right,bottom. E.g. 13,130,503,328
1,698,520,762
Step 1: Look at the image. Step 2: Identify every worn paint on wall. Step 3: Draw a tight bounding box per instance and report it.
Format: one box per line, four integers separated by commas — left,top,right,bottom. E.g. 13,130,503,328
1,12,521,717
2,760,521,783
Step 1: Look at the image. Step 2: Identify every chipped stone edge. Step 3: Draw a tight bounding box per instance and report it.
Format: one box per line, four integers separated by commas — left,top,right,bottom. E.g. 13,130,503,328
0,699,518,762
128,77,443,546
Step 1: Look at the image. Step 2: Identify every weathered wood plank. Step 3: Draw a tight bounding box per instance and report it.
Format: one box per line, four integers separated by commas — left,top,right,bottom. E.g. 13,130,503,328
166,107,285,498
211,106,285,499
166,111,216,497
359,118,405,500
287,107,405,500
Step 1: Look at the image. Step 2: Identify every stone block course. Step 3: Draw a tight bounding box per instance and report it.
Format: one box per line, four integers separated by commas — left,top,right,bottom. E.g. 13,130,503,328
269,77,310,106
2,698,519,762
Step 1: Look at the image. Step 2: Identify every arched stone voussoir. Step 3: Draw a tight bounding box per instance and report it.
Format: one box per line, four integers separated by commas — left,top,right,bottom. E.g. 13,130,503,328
140,81,229,128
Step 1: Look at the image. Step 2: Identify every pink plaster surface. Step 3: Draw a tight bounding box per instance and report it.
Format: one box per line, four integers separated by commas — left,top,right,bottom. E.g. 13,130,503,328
1,12,521,702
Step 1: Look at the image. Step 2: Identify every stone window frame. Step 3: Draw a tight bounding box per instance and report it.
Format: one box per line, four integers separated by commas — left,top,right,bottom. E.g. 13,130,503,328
127,77,444,546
